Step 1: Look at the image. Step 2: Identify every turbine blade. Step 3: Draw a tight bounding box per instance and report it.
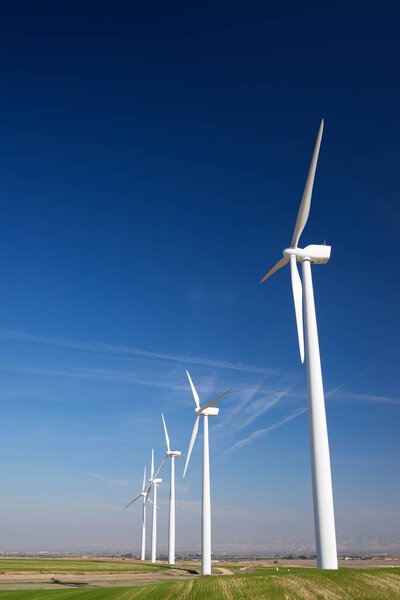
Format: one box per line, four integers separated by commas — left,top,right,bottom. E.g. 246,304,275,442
153,456,168,481
290,255,305,363
150,449,154,480
200,388,232,412
183,415,200,478
291,119,324,248
260,256,289,283
186,370,200,409
142,465,147,493
161,413,171,452
124,494,141,509
146,496,153,506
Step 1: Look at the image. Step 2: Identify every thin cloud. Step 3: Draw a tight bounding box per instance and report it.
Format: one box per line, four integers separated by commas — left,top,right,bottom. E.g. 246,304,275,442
0,363,182,390
214,380,267,430
224,407,307,457
215,384,295,438
174,498,248,516
0,329,282,376
237,387,294,431
333,391,400,406
324,369,400,407
90,473,130,488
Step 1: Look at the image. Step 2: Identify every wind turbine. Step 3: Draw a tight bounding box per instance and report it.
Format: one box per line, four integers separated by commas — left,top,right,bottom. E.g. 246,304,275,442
145,449,163,563
183,370,232,576
154,413,182,565
124,465,151,561
260,119,338,570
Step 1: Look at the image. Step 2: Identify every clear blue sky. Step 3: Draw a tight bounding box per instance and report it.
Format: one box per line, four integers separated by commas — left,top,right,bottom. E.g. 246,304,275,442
0,1,399,555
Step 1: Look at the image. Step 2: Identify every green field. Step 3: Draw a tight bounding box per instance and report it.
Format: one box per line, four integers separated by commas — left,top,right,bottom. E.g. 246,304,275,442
0,558,170,573
0,566,399,599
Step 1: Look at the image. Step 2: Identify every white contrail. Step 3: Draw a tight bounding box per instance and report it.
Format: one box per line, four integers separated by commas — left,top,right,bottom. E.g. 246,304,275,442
224,407,307,456
0,328,282,375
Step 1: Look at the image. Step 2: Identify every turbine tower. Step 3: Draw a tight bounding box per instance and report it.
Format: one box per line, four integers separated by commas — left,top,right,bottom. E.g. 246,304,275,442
183,370,231,576
145,449,163,563
260,119,338,570
156,414,182,565
124,465,151,561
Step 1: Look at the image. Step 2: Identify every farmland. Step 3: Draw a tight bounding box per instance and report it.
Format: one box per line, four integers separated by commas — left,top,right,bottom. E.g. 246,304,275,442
0,558,399,599
0,558,168,574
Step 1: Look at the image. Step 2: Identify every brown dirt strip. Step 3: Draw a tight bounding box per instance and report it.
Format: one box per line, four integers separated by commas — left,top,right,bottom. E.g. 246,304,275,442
0,570,197,591
0,562,238,591
215,567,234,575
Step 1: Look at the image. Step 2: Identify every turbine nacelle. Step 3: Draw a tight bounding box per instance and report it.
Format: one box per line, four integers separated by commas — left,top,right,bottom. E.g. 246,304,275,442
150,477,162,485
167,450,182,457
195,406,219,417
142,449,166,497
124,463,151,510
283,244,331,264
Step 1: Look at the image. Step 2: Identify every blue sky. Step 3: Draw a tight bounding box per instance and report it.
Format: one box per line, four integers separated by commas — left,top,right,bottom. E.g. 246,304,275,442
0,1,399,555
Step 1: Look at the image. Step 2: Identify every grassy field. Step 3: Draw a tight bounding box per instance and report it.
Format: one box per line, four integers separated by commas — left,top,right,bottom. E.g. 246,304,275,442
0,558,170,573
0,566,399,599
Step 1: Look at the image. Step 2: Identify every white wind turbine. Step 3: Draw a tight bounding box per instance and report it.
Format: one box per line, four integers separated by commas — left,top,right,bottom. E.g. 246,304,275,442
155,413,182,565
145,449,163,563
183,370,232,576
260,119,338,570
124,465,151,561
